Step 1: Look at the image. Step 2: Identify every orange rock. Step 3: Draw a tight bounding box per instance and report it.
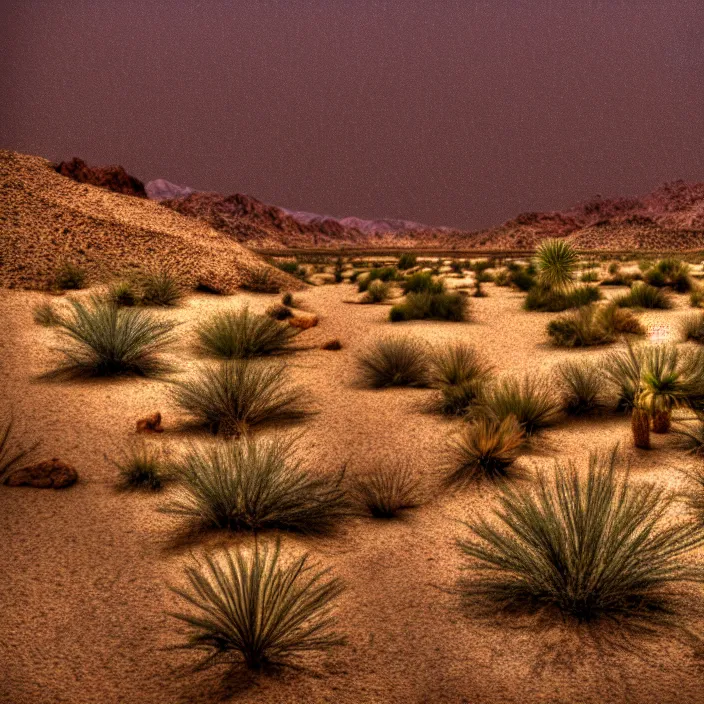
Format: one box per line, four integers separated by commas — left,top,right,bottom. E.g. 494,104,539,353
5,458,78,489
136,412,164,433
289,315,319,330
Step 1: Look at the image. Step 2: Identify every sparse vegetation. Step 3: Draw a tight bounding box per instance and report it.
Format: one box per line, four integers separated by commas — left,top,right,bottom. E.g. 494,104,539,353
139,267,184,306
547,304,643,347
196,306,298,359
401,271,445,295
673,413,704,457
445,416,524,484
357,267,398,293
33,300,61,326
281,292,294,307
681,312,704,343
162,435,347,533
397,252,417,270
357,335,429,388
353,463,420,518
614,283,672,309
457,447,704,627
245,267,283,293
46,297,177,378
113,441,169,491
170,541,345,670
171,360,313,435
54,260,86,290
524,285,600,312
644,258,692,292
558,360,607,415
390,291,469,322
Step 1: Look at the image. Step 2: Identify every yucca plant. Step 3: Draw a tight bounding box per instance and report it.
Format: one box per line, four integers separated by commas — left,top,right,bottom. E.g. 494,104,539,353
162,435,347,533
558,361,607,415
357,336,429,388
0,417,38,484
603,340,645,411
169,541,345,671
113,441,169,491
196,306,298,359
476,375,561,435
172,360,313,436
353,463,420,518
46,297,178,378
681,312,704,343
457,447,704,627
547,304,643,348
445,416,524,484
614,283,672,310
535,239,578,290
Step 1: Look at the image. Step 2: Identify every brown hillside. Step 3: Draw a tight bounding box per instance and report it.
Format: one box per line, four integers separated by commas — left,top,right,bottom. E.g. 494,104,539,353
0,150,298,291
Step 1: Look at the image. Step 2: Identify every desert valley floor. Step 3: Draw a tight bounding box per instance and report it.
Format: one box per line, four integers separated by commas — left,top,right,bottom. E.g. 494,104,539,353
1,277,704,704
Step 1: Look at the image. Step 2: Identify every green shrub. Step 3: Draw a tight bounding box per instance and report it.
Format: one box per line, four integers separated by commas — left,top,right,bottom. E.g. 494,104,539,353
603,341,644,411
547,304,643,348
244,267,283,293
171,360,313,436
357,336,429,388
524,285,600,312
390,291,469,322
476,375,560,435
673,413,704,457
397,252,417,270
46,297,177,378
139,267,183,306
108,281,139,307
363,280,390,303
535,239,578,289
353,463,420,518
357,267,397,292
493,270,510,286
276,260,306,279
558,361,607,415
681,312,704,343
607,262,620,275
429,343,492,415
509,268,536,292
445,416,524,484
645,258,692,292
113,441,169,491
33,300,61,326
162,435,347,534
196,306,298,359
402,272,445,295
614,283,672,309
54,261,86,290
457,447,704,626
580,270,598,283
169,542,345,670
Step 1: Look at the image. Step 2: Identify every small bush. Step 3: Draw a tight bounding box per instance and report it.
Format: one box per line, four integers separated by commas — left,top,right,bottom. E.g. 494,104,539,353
558,361,607,415
476,375,560,435
690,287,704,309
33,300,61,326
493,270,510,286
672,413,704,457
457,447,704,626
402,272,445,295
357,267,397,293
276,260,306,279
353,463,420,518
509,268,536,292
603,341,644,411
114,441,169,491
397,252,417,270
47,297,177,378
245,267,282,293
390,291,469,322
108,281,139,307
547,304,643,348
445,416,524,484
139,267,184,306
429,343,492,415
196,306,298,359
614,283,672,309
357,336,429,388
681,312,704,343
171,360,313,436
524,285,600,312
580,270,598,283
169,541,345,670
162,435,347,533
54,261,86,290
363,280,390,303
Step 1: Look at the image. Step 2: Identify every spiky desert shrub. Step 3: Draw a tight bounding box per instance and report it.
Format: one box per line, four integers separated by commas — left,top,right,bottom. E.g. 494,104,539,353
558,361,607,415
445,416,524,484
580,270,598,283
397,252,417,270
363,280,390,303
113,441,168,491
353,463,420,518
690,287,704,309
493,270,510,286
0,418,38,484
509,267,536,292
681,312,704,343
644,258,692,292
171,360,313,435
196,307,298,359
245,267,282,293
603,340,644,411
357,335,429,388
524,285,600,312
457,447,704,625
673,413,704,457
54,261,86,290
47,297,177,378
535,239,578,289
476,375,561,435
162,435,347,533
596,302,645,336
357,267,397,293
33,300,61,326
139,267,184,306
390,291,469,322
169,542,345,670
108,281,139,307
614,283,672,310
547,304,643,348
401,272,445,295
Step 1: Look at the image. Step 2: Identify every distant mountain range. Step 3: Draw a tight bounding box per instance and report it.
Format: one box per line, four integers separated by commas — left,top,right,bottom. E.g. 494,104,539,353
53,158,704,251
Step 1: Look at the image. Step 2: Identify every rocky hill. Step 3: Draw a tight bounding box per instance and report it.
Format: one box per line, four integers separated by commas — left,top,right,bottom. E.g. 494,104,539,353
54,157,148,198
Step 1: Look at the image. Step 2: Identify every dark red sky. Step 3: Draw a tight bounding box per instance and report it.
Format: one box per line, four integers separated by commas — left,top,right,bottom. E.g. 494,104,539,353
1,0,703,229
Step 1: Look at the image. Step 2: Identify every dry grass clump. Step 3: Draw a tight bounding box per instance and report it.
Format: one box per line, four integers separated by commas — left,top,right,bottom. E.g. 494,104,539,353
162,435,347,534
547,304,643,348
357,335,429,388
357,267,398,293
558,361,608,415
196,306,298,359
614,283,672,309
244,267,283,293
171,360,313,436
33,300,62,326
401,271,445,295
445,416,524,484
457,447,704,628
363,280,391,303
690,287,704,309
644,258,692,292
113,441,169,491
390,291,469,322
524,285,600,312
139,267,184,306
53,260,86,290
475,375,561,435
680,312,704,343
169,541,345,671
353,463,421,518
46,297,178,378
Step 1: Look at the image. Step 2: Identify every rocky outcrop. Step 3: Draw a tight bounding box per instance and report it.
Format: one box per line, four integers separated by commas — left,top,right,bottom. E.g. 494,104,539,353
145,179,196,201
55,157,147,198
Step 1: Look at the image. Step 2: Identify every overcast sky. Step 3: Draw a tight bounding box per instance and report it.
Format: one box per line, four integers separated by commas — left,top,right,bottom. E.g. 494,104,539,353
1,0,703,228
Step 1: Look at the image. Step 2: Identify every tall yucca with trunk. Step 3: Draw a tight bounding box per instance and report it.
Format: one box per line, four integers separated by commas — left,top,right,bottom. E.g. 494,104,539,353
535,239,578,290
458,447,704,629
169,541,345,671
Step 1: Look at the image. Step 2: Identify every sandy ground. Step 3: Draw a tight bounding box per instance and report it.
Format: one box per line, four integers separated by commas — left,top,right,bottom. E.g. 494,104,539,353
1,279,703,704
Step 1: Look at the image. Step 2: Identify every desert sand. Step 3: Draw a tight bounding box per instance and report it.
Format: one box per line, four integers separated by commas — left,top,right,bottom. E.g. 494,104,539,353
1,278,703,704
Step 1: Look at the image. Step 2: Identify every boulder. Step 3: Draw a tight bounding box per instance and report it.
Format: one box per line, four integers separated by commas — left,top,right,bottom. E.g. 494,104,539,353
136,412,164,434
5,458,78,488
